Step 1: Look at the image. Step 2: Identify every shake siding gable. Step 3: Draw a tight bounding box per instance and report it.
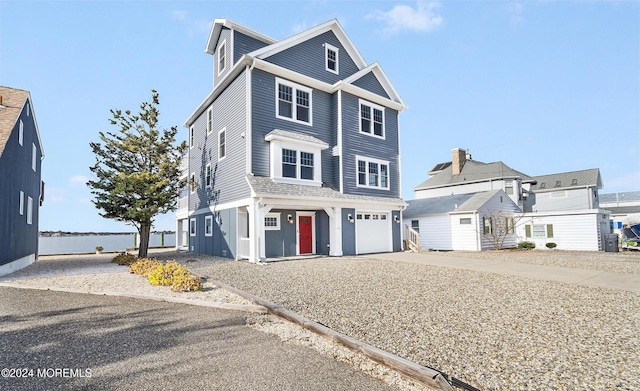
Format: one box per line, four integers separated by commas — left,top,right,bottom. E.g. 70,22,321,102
189,71,249,211
263,31,360,84
352,72,390,99
340,92,399,197
250,69,336,186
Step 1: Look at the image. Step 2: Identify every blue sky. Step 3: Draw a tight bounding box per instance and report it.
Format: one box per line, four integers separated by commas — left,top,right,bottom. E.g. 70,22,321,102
1,0,638,232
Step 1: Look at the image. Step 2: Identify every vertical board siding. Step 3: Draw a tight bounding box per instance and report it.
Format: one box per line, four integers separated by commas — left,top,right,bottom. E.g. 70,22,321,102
190,208,237,259
189,71,249,211
264,31,360,84
0,102,41,265
340,92,400,198
213,27,232,87
341,208,356,255
233,31,270,63
352,72,390,99
251,69,336,186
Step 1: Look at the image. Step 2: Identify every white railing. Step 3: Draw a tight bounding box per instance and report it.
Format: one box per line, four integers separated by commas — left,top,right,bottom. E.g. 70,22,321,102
239,237,250,259
404,225,421,253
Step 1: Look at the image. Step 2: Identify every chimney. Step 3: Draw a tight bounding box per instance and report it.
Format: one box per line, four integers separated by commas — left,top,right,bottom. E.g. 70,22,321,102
451,148,467,176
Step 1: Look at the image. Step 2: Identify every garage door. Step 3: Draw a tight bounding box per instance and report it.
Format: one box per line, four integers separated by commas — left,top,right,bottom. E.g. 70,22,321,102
356,212,391,254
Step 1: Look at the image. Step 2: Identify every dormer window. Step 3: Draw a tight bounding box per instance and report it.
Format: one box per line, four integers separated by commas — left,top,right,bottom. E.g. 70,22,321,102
555,180,562,187
571,179,578,186
217,40,227,76
325,43,339,74
265,129,328,186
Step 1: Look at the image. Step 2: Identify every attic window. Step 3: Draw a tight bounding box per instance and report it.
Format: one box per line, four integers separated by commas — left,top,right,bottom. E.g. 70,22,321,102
571,179,578,185
325,43,339,74
555,180,562,187
540,182,546,189
217,40,227,76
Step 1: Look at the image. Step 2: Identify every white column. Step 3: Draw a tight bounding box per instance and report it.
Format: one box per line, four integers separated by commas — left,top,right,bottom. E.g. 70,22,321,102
324,207,343,257
248,201,271,263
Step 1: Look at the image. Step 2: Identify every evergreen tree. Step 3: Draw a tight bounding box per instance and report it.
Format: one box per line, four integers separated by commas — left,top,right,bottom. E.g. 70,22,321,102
88,90,186,257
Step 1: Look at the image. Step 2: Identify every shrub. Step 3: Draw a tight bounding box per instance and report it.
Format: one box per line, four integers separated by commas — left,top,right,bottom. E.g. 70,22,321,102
517,241,536,249
129,258,162,278
545,242,557,249
170,268,202,292
148,261,182,286
112,253,137,266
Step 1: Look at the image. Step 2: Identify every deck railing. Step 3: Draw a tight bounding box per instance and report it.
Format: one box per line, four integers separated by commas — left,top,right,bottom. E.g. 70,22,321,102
404,225,421,253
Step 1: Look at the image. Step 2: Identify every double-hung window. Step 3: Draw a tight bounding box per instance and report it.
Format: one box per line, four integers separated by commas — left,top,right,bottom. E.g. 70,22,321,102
217,41,226,76
205,215,213,236
356,156,390,190
359,99,384,138
281,149,314,181
205,164,212,188
207,109,213,134
218,128,226,160
265,130,328,187
325,43,339,74
282,149,297,178
276,78,312,125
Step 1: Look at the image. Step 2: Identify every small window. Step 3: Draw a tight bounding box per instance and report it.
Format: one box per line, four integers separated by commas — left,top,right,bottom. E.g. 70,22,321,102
190,218,196,236
32,143,37,171
532,224,546,238
364,214,371,220
539,182,546,189
19,191,24,215
205,164,212,188
505,180,514,195
26,102,30,117
356,214,362,220
372,214,379,220
411,220,419,233
207,109,213,134
555,180,562,187
205,215,213,236
19,120,24,146
571,179,578,186
325,43,339,74
460,218,472,225
189,126,194,148
190,173,196,193
482,217,493,235
218,128,226,160
265,213,281,230
27,196,33,225
217,41,226,75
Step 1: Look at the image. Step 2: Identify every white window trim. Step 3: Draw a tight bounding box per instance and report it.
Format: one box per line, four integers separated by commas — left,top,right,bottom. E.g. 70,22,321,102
190,173,196,193
207,108,213,134
217,40,227,76
32,143,36,171
19,191,24,215
296,211,316,255
358,99,385,139
265,212,281,231
19,120,23,146
218,127,226,161
205,215,213,237
324,43,339,74
275,77,313,126
190,218,197,236
355,155,390,190
26,102,30,117
268,139,323,187
205,164,212,188
189,126,194,149
27,196,33,225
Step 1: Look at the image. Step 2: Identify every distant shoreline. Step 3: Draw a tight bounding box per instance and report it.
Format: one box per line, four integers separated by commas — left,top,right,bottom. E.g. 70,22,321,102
40,231,176,237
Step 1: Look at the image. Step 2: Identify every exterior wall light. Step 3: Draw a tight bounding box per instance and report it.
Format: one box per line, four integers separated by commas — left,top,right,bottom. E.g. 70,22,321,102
394,215,400,224
348,214,354,223
288,214,293,224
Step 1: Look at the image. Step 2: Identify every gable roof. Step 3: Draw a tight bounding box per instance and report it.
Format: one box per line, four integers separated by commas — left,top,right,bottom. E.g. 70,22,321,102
205,18,277,55
413,159,535,191
0,86,42,158
529,168,603,192
404,190,512,218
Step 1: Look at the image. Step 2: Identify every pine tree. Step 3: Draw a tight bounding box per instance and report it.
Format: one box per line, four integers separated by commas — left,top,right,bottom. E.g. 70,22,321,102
88,90,186,257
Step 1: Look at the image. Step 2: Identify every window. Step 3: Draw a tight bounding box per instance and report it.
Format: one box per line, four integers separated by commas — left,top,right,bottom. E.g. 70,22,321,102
217,41,226,75
325,43,339,74
411,220,420,233
205,164,212,188
265,130,327,186
356,156,390,190
265,213,280,230
460,218,472,225
482,217,493,235
506,217,515,234
276,78,312,125
539,182,546,189
300,152,314,180
359,100,384,138
190,173,196,193
32,143,37,171
280,149,315,182
26,102,30,117
19,120,23,146
19,191,24,215
505,180,513,195
205,215,213,236
207,109,213,134
218,128,226,160
190,218,196,236
189,126,194,148
282,149,297,178
525,224,554,238
555,180,562,187
27,196,33,225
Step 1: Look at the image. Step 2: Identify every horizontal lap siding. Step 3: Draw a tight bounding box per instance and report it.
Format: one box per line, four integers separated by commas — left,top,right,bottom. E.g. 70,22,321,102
233,31,270,63
419,215,453,250
214,28,232,87
517,213,601,251
341,92,400,198
189,72,249,211
251,69,336,186
264,31,360,84
352,72,390,99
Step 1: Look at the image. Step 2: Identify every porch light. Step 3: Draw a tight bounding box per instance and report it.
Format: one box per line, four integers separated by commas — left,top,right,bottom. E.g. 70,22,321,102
288,214,293,224
348,214,354,223
394,215,400,224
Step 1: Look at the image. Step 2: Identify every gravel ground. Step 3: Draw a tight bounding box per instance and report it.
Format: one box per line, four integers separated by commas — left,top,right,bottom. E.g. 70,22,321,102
154,251,640,391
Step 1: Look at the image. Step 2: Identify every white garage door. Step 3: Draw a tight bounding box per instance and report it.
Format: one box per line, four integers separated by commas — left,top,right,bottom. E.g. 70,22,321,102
356,212,391,254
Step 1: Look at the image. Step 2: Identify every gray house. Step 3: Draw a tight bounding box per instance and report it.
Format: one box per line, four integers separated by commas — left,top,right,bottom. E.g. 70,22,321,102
177,19,407,262
0,86,44,275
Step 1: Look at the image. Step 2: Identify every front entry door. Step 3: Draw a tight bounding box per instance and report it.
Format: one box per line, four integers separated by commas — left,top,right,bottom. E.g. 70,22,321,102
299,216,313,254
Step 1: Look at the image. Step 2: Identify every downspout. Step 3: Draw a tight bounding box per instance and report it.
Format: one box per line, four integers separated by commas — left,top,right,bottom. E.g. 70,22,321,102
246,58,256,175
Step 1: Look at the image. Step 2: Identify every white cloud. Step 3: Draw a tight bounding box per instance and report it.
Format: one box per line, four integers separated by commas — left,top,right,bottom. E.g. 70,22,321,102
69,175,89,188
170,9,212,37
367,1,443,35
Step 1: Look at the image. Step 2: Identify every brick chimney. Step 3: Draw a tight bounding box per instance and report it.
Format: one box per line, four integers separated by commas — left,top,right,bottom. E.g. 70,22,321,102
451,148,467,176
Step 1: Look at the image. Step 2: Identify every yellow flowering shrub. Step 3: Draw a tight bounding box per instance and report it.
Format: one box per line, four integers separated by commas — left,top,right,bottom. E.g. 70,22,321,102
129,258,162,278
170,268,202,292
148,261,182,286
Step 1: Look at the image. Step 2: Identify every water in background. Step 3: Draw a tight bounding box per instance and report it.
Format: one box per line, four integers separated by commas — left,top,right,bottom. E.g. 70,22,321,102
39,233,176,255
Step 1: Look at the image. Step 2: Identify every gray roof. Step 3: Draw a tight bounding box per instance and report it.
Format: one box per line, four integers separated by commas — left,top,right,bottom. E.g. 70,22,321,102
529,168,602,192
600,191,640,203
413,160,535,191
403,194,475,217
246,175,406,206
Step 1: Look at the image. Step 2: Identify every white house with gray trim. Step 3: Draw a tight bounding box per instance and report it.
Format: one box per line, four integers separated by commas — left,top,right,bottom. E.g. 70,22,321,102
177,19,407,262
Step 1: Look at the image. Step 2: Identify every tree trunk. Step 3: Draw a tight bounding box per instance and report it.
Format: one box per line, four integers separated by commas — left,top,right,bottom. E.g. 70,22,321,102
138,223,151,258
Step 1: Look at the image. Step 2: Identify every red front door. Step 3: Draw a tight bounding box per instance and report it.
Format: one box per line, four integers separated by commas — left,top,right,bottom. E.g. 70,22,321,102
299,216,313,254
